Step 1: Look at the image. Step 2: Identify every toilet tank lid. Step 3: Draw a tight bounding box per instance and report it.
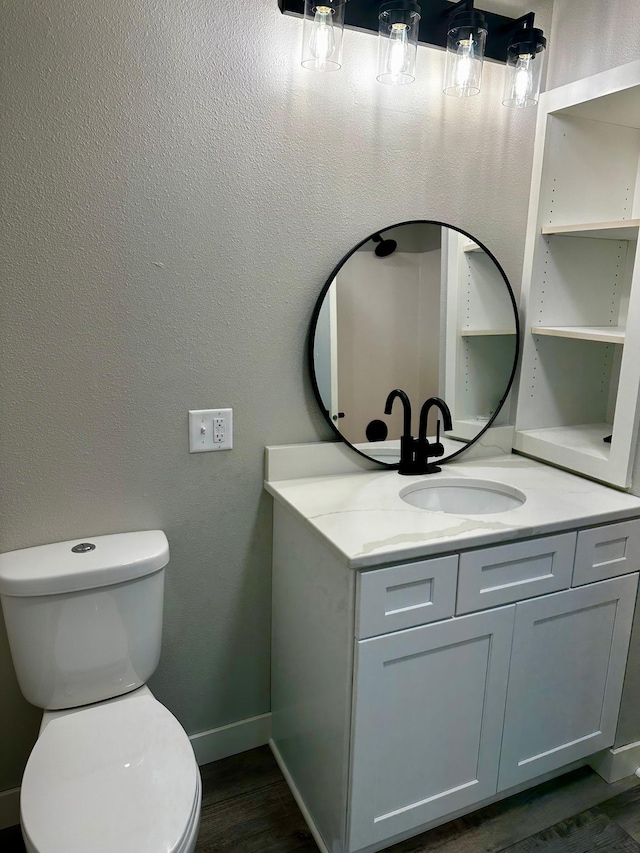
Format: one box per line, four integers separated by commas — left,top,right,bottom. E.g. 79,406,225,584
0,531,169,597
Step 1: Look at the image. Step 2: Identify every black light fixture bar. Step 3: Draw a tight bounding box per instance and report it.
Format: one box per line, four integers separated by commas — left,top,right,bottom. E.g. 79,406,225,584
279,0,524,63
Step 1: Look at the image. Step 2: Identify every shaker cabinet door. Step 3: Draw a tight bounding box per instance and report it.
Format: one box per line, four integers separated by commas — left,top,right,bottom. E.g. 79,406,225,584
498,573,639,792
347,606,515,852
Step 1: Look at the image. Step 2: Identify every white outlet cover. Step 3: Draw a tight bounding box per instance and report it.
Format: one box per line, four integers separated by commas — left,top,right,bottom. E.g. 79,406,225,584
189,409,233,452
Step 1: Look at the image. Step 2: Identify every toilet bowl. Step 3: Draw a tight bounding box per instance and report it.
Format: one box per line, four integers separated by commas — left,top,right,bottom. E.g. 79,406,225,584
20,687,201,853
0,531,201,852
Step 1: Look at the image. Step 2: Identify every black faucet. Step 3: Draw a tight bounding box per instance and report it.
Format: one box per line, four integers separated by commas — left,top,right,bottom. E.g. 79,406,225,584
417,397,453,474
384,389,417,475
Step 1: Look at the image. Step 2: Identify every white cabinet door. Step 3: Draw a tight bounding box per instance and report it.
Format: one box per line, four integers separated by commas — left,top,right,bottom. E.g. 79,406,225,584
347,606,515,852
498,573,639,792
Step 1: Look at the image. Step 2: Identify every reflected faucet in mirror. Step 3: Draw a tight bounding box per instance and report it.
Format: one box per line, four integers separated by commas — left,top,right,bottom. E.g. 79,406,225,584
384,389,453,476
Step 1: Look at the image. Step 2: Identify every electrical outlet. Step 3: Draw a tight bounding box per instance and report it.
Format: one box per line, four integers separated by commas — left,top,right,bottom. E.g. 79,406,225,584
214,417,225,443
189,408,233,452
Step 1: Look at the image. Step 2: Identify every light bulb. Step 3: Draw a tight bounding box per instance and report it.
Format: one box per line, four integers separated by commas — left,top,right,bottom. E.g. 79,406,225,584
513,54,533,106
376,4,420,85
502,18,546,108
301,0,345,71
444,23,486,97
454,37,475,91
386,23,410,77
309,6,335,63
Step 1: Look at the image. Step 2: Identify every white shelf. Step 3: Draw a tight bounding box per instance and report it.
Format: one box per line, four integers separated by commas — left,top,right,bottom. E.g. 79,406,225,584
450,417,488,443
450,420,514,445
462,242,483,254
461,328,517,337
455,417,490,426
517,424,612,462
532,325,626,344
541,220,640,240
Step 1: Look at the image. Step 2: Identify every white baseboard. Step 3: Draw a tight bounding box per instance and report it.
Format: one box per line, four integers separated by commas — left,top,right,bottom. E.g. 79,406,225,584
190,712,272,766
0,787,20,832
589,740,640,783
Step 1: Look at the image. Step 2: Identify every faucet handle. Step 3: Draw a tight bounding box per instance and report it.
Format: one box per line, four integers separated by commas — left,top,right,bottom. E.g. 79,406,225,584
430,419,445,458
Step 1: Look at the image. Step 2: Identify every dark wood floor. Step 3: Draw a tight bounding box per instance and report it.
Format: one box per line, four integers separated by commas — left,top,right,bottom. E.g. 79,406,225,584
1,747,640,852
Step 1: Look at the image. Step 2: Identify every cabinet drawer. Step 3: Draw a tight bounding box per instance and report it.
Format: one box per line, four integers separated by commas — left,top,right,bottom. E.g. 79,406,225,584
456,533,576,615
356,556,457,639
573,519,640,586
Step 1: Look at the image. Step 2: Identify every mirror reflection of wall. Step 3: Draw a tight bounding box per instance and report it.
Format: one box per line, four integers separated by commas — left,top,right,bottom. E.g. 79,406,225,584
310,221,519,467
336,223,441,443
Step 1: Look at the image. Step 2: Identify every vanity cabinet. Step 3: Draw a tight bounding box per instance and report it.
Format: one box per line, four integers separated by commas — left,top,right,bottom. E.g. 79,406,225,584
271,503,640,853
349,573,636,851
515,62,640,487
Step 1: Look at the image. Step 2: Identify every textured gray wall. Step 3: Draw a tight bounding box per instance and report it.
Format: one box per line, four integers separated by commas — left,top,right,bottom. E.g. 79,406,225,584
546,0,640,89
0,0,551,791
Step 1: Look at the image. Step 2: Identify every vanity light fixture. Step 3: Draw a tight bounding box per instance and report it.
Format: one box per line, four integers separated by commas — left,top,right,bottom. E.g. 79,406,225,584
443,0,487,97
284,1,547,107
301,0,347,71
502,13,547,108
377,2,421,85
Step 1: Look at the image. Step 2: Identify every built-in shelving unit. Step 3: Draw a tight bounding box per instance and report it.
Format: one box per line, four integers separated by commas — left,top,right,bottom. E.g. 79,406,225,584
515,61,640,488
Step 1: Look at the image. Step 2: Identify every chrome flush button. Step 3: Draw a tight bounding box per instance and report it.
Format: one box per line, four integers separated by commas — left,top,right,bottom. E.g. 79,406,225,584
71,543,96,553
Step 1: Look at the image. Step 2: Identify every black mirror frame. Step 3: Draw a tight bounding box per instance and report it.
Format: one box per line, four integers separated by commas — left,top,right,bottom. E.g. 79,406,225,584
308,219,521,468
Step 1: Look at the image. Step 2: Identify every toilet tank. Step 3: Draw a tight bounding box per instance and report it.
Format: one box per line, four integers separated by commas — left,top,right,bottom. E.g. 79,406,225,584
0,531,169,710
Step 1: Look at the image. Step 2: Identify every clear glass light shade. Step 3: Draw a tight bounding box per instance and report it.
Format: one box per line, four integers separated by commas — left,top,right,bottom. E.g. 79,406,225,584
301,0,346,71
377,5,421,85
502,45,545,107
443,25,487,97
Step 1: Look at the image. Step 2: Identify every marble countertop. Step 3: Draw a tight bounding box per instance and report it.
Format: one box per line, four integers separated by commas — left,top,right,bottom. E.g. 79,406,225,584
265,453,640,569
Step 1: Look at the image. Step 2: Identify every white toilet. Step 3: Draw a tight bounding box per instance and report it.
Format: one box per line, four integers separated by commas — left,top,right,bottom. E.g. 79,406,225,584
0,530,201,853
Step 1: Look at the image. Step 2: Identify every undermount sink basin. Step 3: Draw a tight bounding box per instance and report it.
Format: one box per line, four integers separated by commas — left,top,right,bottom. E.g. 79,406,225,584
400,478,526,514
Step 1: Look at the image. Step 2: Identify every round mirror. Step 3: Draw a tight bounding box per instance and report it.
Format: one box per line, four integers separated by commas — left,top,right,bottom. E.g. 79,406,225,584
309,221,520,466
